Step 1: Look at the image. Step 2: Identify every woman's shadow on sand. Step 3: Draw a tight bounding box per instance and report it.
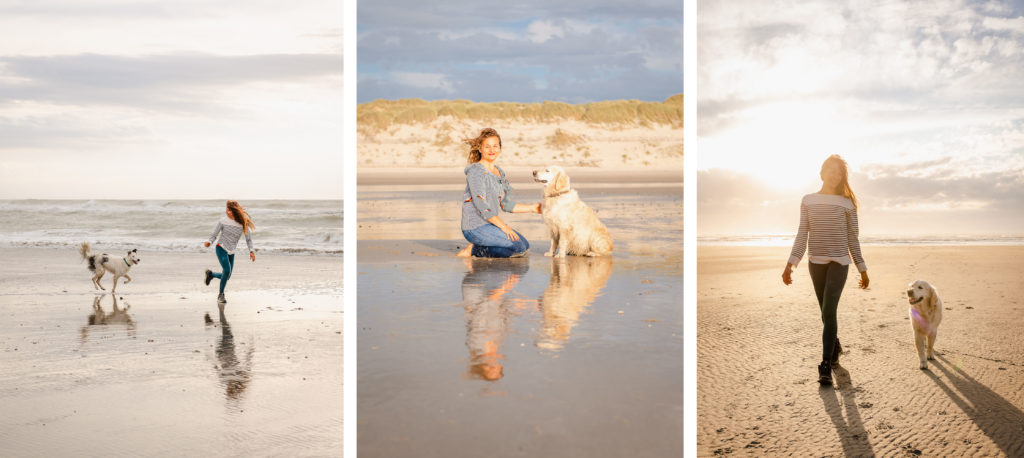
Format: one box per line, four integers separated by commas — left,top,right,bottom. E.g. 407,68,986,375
819,365,875,457
925,355,1024,455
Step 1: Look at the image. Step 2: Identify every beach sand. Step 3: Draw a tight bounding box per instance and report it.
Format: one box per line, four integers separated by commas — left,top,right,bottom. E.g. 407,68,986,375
357,169,683,457
697,245,1024,456
0,247,343,456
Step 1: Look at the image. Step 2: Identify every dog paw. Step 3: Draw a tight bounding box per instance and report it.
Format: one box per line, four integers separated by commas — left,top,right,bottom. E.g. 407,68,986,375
919,362,928,370
927,355,934,360
544,251,553,257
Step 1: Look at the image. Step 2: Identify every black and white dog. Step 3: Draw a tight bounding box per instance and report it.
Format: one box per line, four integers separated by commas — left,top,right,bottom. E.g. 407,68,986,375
78,242,141,293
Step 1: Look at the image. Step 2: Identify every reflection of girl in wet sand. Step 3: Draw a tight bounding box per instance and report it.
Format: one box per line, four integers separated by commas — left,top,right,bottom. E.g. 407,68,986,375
782,155,869,386
456,128,541,258
461,258,530,381
211,309,254,402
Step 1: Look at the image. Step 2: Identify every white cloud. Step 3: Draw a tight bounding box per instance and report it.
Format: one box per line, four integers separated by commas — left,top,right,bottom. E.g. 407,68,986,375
392,71,454,93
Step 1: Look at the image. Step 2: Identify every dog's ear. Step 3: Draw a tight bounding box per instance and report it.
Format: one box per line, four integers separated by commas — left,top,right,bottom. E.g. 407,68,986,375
927,283,939,310
554,170,570,194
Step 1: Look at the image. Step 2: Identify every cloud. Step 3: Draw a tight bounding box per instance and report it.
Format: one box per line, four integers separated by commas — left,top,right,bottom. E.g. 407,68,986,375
0,53,341,111
357,0,682,102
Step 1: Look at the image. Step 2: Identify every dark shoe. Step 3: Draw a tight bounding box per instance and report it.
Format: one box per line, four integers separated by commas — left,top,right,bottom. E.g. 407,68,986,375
217,293,226,304
204,269,213,286
818,361,833,385
831,338,843,365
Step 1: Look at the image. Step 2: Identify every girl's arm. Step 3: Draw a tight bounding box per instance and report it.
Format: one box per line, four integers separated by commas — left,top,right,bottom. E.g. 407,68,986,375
847,209,868,288
205,221,223,247
511,203,541,213
466,165,496,217
783,201,808,285
245,232,255,262
487,215,520,241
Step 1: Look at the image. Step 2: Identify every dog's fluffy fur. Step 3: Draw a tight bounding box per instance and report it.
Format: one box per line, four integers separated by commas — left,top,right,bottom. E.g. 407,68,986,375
907,280,942,370
79,242,140,293
532,165,613,257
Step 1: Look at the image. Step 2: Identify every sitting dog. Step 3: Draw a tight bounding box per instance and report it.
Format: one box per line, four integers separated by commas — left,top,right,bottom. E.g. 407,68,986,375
78,242,140,293
907,280,942,370
532,165,613,257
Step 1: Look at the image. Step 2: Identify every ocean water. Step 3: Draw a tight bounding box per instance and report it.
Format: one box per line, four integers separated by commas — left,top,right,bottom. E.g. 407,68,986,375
699,234,1024,246
0,200,342,256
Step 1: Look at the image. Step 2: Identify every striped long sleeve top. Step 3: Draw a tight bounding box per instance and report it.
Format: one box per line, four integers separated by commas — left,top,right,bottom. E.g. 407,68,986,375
788,193,867,272
208,216,254,255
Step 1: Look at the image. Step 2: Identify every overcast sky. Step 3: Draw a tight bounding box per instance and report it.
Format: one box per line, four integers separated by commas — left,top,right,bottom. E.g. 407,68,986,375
0,0,342,199
698,0,1024,237
357,0,683,103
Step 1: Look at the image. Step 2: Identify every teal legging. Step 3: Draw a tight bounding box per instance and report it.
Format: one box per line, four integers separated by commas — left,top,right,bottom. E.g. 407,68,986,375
210,245,235,294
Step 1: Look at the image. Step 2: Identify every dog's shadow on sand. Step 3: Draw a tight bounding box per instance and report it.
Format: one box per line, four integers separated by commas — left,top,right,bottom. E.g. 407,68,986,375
80,295,136,343
819,365,875,457
925,355,1024,455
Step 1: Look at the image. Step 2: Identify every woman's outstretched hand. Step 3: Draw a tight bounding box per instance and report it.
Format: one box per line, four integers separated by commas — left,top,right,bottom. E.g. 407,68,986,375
859,271,869,289
204,241,211,248
533,202,542,213
782,264,794,285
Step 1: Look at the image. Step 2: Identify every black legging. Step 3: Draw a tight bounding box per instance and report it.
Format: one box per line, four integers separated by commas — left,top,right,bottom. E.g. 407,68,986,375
809,262,849,362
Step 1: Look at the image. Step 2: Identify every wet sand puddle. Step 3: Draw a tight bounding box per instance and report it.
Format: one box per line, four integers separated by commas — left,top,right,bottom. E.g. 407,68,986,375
0,290,343,457
358,251,683,458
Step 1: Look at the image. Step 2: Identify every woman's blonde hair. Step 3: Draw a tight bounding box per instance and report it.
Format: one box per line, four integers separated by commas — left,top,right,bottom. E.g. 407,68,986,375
822,154,859,209
463,128,501,164
226,200,255,234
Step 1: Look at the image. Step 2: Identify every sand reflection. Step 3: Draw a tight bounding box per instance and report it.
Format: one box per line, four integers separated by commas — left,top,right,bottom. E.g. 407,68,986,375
460,258,530,381
81,295,136,342
207,308,254,404
536,256,613,351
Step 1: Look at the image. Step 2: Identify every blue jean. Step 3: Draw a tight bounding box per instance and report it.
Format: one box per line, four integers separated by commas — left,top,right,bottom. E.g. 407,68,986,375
210,245,235,294
809,261,849,362
462,224,529,258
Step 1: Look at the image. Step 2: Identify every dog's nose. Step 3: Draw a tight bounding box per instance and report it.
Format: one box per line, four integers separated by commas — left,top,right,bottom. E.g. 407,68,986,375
907,290,913,297
532,170,537,176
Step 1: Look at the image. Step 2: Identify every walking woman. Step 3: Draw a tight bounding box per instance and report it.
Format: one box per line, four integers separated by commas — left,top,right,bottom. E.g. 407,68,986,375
456,128,541,258
204,200,256,304
782,155,869,385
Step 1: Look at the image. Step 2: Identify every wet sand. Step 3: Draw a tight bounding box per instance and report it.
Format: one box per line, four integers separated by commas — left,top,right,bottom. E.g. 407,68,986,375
698,245,1024,456
357,170,683,457
0,247,343,456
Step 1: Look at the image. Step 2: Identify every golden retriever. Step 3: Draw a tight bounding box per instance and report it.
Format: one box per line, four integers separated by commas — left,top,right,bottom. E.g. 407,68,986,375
532,165,613,257
907,280,942,370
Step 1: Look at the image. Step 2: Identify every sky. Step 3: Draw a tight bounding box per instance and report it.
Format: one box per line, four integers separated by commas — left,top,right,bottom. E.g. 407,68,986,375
0,0,343,199
698,0,1024,237
357,0,683,103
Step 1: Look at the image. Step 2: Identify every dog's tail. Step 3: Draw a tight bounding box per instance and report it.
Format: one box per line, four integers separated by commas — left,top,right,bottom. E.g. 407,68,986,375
80,242,96,271
591,233,614,256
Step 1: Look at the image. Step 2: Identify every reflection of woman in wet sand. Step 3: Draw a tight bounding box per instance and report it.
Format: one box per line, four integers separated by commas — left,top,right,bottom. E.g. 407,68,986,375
537,257,614,350
461,258,530,381
211,309,254,401
456,128,541,258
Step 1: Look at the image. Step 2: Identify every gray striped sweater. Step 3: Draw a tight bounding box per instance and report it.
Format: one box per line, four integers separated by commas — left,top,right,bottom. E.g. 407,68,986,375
461,163,517,231
788,193,867,272
208,216,253,255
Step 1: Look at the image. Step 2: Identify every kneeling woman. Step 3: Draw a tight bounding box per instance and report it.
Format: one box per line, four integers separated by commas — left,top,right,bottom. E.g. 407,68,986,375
457,128,540,258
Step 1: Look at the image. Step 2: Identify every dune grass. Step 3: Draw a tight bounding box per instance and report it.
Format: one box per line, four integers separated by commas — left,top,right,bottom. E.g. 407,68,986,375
358,94,683,134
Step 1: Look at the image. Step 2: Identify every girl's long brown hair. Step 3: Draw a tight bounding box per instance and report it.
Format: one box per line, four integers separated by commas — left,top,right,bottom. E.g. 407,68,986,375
822,154,859,209
226,200,255,234
463,128,501,164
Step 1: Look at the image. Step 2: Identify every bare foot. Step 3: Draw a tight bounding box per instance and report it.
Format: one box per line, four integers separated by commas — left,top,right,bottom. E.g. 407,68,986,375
456,243,474,257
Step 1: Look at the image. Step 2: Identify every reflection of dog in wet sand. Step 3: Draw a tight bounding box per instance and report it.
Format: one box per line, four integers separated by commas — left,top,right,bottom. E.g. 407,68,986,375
79,242,141,293
907,280,943,370
532,165,613,257
537,256,614,350
81,295,136,342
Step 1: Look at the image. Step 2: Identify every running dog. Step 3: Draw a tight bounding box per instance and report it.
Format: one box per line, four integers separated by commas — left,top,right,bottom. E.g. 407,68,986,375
907,280,942,370
78,242,140,293
532,165,613,257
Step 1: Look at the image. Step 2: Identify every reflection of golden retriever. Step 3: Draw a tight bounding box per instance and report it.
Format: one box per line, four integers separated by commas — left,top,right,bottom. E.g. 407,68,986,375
537,256,614,350
907,280,943,370
532,165,613,257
